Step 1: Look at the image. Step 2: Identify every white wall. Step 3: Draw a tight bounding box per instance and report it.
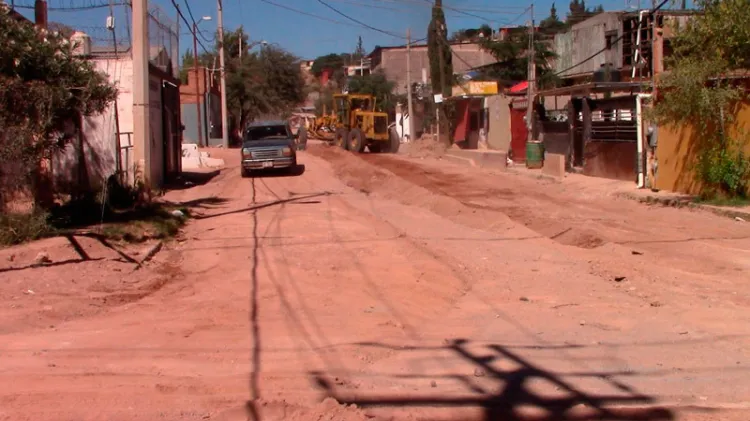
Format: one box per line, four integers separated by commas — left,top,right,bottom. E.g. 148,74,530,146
52,56,134,192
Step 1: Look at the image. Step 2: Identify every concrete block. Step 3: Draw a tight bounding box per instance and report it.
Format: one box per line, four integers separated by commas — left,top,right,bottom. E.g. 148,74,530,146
445,149,507,171
542,153,566,179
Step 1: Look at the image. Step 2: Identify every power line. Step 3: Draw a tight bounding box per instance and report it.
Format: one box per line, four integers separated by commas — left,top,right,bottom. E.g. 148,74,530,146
11,0,127,11
314,0,407,39
180,0,213,44
258,0,361,29
168,0,211,54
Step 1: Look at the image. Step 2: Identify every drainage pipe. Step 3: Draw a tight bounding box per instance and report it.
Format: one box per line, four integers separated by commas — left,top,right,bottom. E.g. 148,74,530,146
632,10,649,79
636,93,652,188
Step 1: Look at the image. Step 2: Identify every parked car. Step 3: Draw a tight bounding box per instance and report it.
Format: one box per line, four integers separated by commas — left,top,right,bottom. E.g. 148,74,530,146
240,120,298,177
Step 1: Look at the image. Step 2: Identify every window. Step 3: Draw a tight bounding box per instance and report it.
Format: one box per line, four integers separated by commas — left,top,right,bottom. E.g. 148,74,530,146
244,125,289,141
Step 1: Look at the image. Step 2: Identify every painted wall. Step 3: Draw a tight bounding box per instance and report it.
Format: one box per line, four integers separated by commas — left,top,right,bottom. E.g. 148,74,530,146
654,101,750,194
555,12,623,77
52,55,169,191
375,43,495,95
486,95,512,151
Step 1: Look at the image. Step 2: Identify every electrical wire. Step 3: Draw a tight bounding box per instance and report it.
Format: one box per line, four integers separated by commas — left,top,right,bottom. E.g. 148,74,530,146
314,0,407,39
169,0,212,54
258,0,361,29
180,0,214,44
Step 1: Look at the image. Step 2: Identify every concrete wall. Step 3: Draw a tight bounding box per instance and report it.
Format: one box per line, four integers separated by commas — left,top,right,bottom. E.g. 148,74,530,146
555,12,623,77
654,101,750,194
53,57,133,192
486,95,512,151
375,43,495,94
52,55,170,191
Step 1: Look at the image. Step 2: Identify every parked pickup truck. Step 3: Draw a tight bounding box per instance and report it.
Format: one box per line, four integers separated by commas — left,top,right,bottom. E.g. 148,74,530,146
240,120,298,177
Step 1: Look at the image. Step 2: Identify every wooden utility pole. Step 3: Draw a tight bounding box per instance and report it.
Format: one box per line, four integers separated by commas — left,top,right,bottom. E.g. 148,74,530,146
192,23,204,147
34,0,48,29
406,28,416,143
218,0,229,148
526,3,535,143
132,0,151,186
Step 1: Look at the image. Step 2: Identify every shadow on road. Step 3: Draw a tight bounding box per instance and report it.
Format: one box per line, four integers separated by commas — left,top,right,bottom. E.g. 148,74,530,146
246,164,306,178
310,338,676,421
164,169,221,190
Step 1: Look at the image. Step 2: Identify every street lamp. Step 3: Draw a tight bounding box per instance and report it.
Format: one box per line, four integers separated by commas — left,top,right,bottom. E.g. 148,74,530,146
193,15,212,146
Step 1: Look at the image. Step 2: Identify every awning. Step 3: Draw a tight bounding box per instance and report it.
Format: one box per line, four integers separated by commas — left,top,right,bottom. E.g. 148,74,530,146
509,81,528,94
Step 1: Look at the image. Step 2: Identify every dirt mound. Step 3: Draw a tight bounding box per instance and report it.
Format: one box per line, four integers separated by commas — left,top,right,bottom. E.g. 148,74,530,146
399,135,448,158
309,145,608,250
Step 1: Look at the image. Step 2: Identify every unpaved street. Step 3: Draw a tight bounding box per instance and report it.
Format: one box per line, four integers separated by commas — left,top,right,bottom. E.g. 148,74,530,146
2,143,750,421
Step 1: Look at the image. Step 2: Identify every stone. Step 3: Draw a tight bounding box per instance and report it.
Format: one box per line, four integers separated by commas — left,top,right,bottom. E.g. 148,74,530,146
34,252,51,265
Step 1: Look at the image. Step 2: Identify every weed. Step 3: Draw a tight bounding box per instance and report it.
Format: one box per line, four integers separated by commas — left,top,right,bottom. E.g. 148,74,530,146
0,211,55,246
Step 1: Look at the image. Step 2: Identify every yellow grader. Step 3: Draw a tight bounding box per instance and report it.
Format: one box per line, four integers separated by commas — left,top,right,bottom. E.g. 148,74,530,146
311,94,399,153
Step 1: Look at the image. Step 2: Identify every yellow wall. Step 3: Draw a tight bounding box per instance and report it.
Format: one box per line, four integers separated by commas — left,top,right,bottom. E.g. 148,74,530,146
655,101,750,194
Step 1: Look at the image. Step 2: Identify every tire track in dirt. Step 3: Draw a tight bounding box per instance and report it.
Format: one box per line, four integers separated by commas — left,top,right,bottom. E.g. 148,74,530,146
308,144,605,249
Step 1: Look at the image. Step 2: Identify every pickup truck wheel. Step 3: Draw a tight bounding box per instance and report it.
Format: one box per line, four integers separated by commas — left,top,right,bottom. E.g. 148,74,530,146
334,128,349,150
388,128,400,153
347,128,366,153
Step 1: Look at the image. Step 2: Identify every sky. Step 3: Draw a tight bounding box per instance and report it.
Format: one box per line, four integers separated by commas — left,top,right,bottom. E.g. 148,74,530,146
12,0,674,60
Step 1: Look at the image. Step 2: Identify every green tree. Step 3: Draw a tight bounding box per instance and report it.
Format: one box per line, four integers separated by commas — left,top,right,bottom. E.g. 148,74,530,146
353,36,366,61
540,3,566,35
566,0,604,27
652,0,750,198
427,0,453,98
224,43,305,140
0,5,117,208
478,27,559,89
427,0,454,143
346,71,399,112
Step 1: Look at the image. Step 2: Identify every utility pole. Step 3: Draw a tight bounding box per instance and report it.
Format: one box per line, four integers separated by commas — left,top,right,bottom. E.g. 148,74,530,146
526,4,535,143
34,0,48,29
437,23,446,144
218,0,229,148
406,28,416,143
192,23,204,147
132,0,150,186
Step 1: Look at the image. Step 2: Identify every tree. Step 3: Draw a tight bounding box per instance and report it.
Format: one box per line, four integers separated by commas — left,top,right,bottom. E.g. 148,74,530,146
0,5,117,208
427,0,453,99
540,3,566,35
224,42,305,141
346,71,398,111
353,36,366,61
652,0,750,198
566,0,604,27
478,27,559,89
427,0,454,143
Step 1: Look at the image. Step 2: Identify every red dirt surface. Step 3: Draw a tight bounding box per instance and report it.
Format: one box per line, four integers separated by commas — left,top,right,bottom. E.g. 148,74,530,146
1,143,750,421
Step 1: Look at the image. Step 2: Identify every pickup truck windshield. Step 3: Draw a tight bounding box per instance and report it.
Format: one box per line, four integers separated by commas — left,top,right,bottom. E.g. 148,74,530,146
245,125,289,141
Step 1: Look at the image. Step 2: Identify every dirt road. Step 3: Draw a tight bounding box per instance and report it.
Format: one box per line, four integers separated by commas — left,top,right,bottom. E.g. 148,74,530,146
1,143,750,421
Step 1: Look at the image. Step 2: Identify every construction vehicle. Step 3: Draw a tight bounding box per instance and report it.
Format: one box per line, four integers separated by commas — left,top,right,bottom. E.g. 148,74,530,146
311,94,399,153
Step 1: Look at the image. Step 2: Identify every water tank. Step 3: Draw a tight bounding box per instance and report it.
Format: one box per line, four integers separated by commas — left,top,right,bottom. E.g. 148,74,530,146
70,31,92,56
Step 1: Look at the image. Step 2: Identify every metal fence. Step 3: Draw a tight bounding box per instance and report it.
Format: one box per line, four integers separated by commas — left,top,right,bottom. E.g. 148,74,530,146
9,1,179,78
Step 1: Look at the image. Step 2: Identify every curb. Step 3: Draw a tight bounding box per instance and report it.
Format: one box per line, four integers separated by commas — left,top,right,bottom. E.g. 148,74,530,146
617,192,749,221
